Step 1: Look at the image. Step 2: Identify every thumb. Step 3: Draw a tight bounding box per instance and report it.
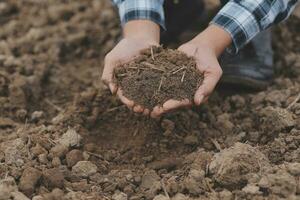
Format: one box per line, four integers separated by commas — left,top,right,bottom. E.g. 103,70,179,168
101,56,118,94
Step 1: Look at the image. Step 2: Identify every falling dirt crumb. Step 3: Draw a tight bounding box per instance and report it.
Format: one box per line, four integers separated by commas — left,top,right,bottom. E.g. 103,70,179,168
115,46,204,109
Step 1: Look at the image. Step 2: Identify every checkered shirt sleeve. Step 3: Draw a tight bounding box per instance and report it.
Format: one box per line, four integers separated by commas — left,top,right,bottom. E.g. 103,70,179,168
211,0,299,53
112,0,165,29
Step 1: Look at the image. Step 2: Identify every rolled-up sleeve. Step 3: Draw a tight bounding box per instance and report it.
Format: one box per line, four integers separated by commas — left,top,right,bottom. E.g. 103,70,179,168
112,0,165,29
211,0,299,53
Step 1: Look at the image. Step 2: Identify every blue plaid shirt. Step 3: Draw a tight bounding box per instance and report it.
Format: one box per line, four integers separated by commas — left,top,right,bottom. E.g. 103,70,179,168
112,0,298,53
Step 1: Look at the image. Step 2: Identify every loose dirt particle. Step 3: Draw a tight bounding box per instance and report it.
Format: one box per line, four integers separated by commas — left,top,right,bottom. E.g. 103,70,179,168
19,167,42,197
42,168,64,189
115,46,204,109
66,149,84,167
71,161,97,178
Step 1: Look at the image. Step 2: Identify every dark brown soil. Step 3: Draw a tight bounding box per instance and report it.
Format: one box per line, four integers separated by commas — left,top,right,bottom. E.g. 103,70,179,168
115,46,204,109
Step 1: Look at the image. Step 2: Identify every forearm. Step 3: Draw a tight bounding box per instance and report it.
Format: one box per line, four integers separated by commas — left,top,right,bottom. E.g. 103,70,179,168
190,25,232,57
123,20,160,43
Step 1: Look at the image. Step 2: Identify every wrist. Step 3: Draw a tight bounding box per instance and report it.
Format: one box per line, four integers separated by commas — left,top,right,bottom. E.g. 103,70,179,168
123,20,160,44
191,25,232,57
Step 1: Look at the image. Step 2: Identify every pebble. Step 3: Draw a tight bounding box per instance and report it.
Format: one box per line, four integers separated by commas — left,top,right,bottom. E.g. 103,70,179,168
58,128,82,148
31,111,44,122
66,149,84,167
218,190,233,200
0,177,18,199
11,191,30,200
286,162,300,176
242,184,261,195
153,194,169,200
42,168,64,189
52,157,61,167
31,144,47,157
112,191,128,200
19,167,42,197
172,193,188,200
50,144,68,158
37,154,48,164
72,161,98,178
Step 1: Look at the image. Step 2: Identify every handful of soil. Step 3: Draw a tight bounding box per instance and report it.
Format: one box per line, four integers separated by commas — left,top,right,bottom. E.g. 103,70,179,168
114,46,204,109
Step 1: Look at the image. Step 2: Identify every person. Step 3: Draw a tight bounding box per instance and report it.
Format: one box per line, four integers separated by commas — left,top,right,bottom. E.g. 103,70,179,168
101,0,299,118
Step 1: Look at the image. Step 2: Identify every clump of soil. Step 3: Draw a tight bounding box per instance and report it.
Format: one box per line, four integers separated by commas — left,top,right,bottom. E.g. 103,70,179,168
115,46,204,109
209,143,270,189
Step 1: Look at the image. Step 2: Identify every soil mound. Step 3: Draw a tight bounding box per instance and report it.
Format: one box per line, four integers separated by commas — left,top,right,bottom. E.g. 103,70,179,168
115,46,204,109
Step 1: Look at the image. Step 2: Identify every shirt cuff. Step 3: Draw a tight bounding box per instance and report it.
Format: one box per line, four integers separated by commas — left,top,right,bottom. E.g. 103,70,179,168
116,0,166,30
210,1,261,54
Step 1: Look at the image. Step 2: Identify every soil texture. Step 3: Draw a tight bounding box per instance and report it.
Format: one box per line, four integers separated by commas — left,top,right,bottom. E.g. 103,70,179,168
115,47,204,109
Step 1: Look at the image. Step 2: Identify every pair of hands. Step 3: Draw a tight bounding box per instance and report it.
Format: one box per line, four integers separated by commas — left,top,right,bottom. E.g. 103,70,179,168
101,22,231,118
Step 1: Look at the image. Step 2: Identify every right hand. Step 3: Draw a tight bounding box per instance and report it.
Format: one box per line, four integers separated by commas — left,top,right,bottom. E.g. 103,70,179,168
101,20,160,115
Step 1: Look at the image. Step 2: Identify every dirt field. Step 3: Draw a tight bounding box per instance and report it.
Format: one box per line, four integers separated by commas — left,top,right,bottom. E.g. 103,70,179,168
0,1,299,200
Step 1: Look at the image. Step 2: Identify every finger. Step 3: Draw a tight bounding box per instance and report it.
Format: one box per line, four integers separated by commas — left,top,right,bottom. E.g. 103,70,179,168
162,99,192,112
102,57,118,94
194,70,221,105
133,105,144,113
194,91,205,106
150,106,164,118
117,89,134,108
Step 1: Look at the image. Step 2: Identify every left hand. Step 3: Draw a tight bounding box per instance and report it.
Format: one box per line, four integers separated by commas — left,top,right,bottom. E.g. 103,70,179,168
150,42,223,118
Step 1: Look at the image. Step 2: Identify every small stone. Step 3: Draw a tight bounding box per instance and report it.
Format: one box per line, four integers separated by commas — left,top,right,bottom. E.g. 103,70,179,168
38,154,48,164
242,184,261,195
112,191,128,200
66,150,84,167
31,111,44,122
52,157,61,167
50,144,68,158
19,167,42,197
32,195,44,200
286,162,300,176
0,117,15,128
153,194,169,200
172,193,188,200
183,135,198,145
0,177,17,199
16,109,27,121
141,170,161,199
58,128,82,148
31,144,47,157
11,191,30,200
42,168,64,189
71,180,89,192
4,138,26,166
218,190,233,200
82,151,90,160
125,174,133,181
72,161,97,178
